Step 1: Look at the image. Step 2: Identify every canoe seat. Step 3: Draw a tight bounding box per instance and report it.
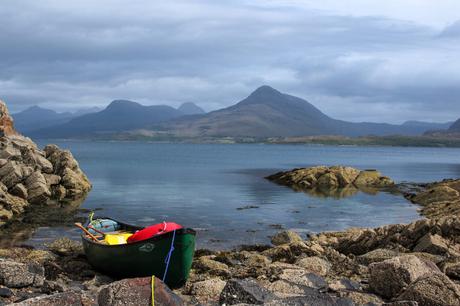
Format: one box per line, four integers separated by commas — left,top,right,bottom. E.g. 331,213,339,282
104,232,133,245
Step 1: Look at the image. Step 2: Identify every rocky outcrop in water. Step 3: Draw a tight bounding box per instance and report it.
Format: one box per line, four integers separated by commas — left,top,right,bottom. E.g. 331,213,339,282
266,166,394,196
0,100,91,226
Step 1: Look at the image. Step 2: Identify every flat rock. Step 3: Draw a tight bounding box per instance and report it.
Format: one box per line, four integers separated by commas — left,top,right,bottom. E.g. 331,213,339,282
219,278,276,305
328,278,362,292
337,291,383,305
264,294,354,306
189,278,226,303
13,291,91,306
295,256,331,276
357,248,400,265
369,255,441,299
267,279,321,297
278,269,328,290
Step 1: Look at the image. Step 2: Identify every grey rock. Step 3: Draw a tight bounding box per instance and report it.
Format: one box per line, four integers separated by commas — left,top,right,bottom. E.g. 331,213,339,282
397,273,460,306
13,291,87,306
219,278,276,305
190,278,226,303
271,230,303,246
329,278,362,292
265,295,354,306
278,269,328,290
0,260,44,288
413,233,450,255
10,183,28,199
295,256,331,276
97,277,183,306
384,301,419,306
43,174,61,186
0,287,13,298
357,248,400,265
369,255,441,299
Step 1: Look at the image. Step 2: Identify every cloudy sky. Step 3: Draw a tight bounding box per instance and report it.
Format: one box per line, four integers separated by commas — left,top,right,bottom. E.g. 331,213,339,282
1,0,459,123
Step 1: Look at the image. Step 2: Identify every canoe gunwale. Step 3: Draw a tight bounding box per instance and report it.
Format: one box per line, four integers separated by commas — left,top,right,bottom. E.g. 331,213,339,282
82,216,196,249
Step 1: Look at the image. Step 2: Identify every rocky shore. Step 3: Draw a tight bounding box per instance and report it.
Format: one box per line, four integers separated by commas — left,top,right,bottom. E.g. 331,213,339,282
0,116,458,306
0,101,91,228
0,164,459,305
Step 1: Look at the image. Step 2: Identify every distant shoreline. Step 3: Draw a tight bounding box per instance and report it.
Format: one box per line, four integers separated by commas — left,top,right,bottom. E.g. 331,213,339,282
32,134,460,148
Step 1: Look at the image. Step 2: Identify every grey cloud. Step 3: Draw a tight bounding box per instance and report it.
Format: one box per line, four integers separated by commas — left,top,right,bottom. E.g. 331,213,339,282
0,0,459,123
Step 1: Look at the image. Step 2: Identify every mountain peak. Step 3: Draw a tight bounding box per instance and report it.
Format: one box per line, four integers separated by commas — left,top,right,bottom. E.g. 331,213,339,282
106,100,142,111
251,85,282,97
178,102,205,115
238,85,285,106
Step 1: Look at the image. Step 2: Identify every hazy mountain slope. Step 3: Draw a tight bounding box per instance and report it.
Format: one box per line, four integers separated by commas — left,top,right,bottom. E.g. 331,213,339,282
13,106,102,134
13,106,74,133
448,118,460,131
402,120,453,131
29,100,183,138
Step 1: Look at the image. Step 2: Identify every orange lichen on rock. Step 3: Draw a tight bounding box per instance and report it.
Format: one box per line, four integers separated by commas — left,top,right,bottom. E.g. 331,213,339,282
0,100,18,136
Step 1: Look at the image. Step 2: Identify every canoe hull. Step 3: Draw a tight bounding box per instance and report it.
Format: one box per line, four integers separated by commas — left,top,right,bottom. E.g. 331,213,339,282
82,228,196,288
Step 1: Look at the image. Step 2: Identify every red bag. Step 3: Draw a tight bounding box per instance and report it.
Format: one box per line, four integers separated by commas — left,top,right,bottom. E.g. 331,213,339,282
127,222,182,243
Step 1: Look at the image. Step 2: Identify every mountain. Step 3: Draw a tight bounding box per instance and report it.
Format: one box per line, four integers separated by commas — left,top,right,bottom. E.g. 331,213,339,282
13,106,101,134
448,119,460,131
158,86,442,138
29,100,183,138
73,106,102,117
13,106,74,133
25,86,455,139
402,120,453,131
178,102,205,115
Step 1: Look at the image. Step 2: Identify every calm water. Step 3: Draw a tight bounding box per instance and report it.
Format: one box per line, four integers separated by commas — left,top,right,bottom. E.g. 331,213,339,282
29,142,460,249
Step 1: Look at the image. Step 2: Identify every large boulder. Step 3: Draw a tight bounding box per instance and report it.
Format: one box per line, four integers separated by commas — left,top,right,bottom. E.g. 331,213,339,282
413,233,451,255
97,277,183,306
369,255,441,299
0,259,45,288
271,230,303,246
0,101,91,226
397,273,460,306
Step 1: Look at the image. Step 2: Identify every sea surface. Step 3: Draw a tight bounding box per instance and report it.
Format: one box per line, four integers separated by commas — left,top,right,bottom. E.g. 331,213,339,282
29,141,460,249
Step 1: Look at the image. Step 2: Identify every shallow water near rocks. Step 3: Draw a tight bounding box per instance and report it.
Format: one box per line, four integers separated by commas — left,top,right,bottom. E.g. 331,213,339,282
22,142,460,249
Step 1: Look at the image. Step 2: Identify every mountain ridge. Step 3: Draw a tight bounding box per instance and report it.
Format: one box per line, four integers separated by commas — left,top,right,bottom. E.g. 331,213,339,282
23,86,455,139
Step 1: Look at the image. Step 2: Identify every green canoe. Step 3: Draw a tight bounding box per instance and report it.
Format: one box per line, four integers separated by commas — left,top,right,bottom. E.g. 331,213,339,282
81,217,196,288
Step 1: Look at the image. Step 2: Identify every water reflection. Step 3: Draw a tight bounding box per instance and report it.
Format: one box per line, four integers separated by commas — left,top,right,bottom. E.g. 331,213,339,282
0,196,87,247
